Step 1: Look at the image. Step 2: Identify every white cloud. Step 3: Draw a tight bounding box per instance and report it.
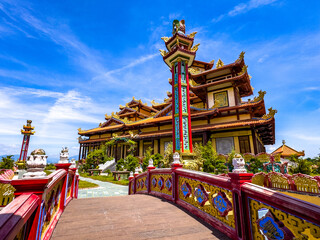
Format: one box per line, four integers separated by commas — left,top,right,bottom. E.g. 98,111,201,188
212,0,278,22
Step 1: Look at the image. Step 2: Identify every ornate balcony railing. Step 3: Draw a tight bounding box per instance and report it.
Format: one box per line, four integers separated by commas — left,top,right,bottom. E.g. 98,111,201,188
0,164,79,240
129,165,320,240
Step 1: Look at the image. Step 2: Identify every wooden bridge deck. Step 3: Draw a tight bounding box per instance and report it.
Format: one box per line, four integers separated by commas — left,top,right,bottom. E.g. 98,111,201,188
52,195,230,240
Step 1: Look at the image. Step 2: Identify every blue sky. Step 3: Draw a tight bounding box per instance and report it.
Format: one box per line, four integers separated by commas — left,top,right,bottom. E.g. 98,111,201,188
0,0,319,161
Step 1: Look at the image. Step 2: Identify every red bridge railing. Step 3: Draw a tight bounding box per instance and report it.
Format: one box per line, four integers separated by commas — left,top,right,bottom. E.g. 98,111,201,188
129,165,320,240
0,164,79,240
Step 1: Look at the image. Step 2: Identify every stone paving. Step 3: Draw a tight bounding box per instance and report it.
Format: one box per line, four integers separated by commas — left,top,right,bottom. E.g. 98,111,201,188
78,176,128,198
52,195,230,240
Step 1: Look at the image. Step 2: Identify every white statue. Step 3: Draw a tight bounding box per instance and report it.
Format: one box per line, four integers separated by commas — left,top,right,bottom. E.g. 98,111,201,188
59,147,69,163
148,158,154,168
23,149,48,178
232,154,247,173
70,158,76,168
172,152,181,164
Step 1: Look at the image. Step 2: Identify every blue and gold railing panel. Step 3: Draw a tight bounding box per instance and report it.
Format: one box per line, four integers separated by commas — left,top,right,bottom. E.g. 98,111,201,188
41,181,63,238
0,183,15,207
178,176,235,229
150,174,172,196
136,175,147,193
249,197,320,240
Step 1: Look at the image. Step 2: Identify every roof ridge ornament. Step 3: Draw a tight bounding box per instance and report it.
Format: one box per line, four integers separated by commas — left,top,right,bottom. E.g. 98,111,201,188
262,107,277,119
161,36,170,42
159,49,168,57
191,43,200,52
187,31,197,38
216,59,224,68
252,90,266,102
238,51,245,61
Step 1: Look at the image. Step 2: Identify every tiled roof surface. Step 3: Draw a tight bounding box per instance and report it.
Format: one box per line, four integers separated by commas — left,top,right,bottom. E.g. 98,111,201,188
271,144,305,157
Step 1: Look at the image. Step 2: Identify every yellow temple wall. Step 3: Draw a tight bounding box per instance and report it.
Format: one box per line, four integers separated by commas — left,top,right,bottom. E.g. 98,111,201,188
89,135,100,140
210,115,237,124
239,114,251,120
101,133,112,138
160,125,172,130
139,140,143,156
207,87,235,108
160,137,172,155
191,120,208,126
140,127,158,133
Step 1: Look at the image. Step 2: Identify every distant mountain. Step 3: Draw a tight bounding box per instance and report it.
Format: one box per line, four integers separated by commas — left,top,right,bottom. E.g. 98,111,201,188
0,154,79,164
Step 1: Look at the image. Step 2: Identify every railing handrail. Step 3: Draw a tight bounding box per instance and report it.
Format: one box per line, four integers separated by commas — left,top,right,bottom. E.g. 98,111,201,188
0,193,40,240
242,183,320,224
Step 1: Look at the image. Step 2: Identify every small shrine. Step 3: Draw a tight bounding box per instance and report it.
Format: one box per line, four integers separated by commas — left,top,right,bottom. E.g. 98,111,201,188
271,140,305,159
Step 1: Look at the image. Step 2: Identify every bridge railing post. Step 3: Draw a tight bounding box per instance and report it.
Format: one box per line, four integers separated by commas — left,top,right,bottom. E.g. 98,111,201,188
147,166,155,194
228,172,253,240
171,158,183,203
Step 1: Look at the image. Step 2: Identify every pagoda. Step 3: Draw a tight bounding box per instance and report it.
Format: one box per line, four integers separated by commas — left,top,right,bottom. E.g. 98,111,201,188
78,20,276,162
271,140,305,159
17,120,35,167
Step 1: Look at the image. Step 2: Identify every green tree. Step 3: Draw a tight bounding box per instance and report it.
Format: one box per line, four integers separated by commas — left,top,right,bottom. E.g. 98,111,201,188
0,155,14,170
83,145,112,171
152,153,164,168
227,149,237,172
116,158,125,171
248,157,263,174
142,147,153,171
125,154,139,172
162,142,174,168
289,154,312,175
200,141,227,174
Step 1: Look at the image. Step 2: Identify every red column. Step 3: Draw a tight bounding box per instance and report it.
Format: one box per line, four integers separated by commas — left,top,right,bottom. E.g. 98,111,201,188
186,62,193,153
172,64,176,151
178,61,183,152
228,172,253,239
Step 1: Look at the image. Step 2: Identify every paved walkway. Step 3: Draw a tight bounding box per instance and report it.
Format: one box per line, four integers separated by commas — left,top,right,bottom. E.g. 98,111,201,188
52,195,230,240
78,176,128,198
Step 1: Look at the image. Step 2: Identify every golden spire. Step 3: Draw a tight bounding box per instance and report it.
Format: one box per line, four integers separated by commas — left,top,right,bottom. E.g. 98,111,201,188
238,51,245,61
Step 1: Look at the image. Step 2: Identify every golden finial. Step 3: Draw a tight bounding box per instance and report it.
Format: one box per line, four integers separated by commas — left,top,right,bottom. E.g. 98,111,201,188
216,59,224,68
191,43,200,52
161,36,170,42
132,96,137,101
238,51,245,61
77,128,82,132
187,31,197,38
119,104,125,109
168,78,172,84
105,113,111,119
159,49,167,56
282,140,286,145
209,59,215,64
166,91,171,96
111,112,115,116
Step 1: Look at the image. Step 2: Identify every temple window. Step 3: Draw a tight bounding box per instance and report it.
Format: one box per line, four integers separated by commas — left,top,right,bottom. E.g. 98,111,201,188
213,91,229,108
216,137,234,155
239,136,251,154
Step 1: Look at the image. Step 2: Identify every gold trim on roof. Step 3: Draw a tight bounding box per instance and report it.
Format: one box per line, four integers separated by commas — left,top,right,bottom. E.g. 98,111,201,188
187,31,197,38
216,59,224,68
189,79,200,86
209,59,215,64
238,65,248,75
188,67,201,75
238,51,245,61
252,90,266,103
159,49,168,57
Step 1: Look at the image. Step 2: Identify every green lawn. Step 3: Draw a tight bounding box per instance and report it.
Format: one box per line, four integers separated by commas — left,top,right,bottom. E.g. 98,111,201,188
78,180,99,189
79,172,129,186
